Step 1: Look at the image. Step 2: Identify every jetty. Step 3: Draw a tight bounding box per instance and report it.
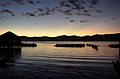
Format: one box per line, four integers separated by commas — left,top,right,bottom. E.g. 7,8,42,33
0,47,21,68
112,41,120,75
0,31,37,47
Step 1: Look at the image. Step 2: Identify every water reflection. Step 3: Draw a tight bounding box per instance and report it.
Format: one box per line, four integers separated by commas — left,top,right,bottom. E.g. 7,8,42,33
0,48,21,68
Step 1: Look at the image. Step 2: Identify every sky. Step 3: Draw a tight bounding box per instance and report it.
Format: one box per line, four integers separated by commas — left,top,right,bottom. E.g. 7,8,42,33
0,0,120,37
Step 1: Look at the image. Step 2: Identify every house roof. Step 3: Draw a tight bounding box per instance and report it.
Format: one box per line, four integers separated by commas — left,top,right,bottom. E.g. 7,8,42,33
0,31,20,39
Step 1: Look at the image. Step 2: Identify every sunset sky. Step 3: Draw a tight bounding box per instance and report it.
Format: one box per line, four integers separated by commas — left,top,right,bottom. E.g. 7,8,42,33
0,0,120,37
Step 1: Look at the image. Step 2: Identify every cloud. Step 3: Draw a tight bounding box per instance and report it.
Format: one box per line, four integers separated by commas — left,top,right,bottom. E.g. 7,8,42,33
68,19,88,23
12,0,42,5
69,20,75,22
59,0,85,10
58,9,72,16
65,17,69,19
0,9,15,16
84,10,89,13
59,0,96,10
0,0,114,22
35,7,58,16
27,0,35,5
89,0,99,5
111,18,115,20
22,12,36,17
0,2,10,7
12,0,25,5
38,12,52,16
27,0,42,5
0,16,9,20
37,8,44,12
82,13,92,17
58,0,101,18
80,20,88,23
59,0,65,7
95,8,103,13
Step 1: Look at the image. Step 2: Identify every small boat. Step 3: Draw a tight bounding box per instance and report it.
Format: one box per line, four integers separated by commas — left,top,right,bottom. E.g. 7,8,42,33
86,44,98,51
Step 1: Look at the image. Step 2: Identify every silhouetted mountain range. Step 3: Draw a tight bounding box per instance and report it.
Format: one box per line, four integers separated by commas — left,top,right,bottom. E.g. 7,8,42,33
21,33,120,41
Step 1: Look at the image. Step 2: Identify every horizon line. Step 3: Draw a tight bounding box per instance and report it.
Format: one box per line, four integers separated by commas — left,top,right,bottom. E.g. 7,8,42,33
19,33,120,37
0,31,120,37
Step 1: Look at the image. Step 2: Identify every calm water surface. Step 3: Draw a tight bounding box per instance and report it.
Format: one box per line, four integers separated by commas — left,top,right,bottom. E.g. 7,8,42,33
0,41,119,79
22,41,119,63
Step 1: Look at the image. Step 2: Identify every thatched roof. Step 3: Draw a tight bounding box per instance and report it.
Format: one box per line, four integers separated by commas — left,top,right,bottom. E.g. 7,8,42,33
0,31,21,39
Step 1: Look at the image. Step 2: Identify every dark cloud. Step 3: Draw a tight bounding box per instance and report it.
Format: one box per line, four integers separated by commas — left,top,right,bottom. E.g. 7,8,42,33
12,0,42,5
37,8,44,12
60,0,65,7
59,0,102,15
69,19,88,23
70,20,75,22
95,9,103,13
58,0,102,19
0,16,9,20
80,20,88,23
12,0,25,5
68,0,82,10
59,0,88,10
65,17,69,19
76,12,81,16
89,0,99,5
38,12,51,16
22,12,36,17
111,18,115,20
27,0,35,5
84,10,89,13
82,13,92,17
0,0,115,22
58,9,72,16
0,9,15,16
29,0,42,4
0,2,10,7
36,1,41,4
34,7,58,16
0,2,6,7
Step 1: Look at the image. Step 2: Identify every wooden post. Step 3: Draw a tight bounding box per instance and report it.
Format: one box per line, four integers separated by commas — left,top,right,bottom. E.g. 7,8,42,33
119,41,120,60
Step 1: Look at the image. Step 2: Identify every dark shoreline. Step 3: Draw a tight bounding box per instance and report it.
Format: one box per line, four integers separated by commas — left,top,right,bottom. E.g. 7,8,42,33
21,33,120,41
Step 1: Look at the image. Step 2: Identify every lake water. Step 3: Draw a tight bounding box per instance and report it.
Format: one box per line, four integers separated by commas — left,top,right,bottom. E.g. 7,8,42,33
0,41,119,79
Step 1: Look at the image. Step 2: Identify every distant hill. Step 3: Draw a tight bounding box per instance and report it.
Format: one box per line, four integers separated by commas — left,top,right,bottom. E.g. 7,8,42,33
21,33,120,41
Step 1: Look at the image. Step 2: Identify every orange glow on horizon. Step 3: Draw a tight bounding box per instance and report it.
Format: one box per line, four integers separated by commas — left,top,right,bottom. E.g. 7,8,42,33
0,23,120,37
0,30,119,37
